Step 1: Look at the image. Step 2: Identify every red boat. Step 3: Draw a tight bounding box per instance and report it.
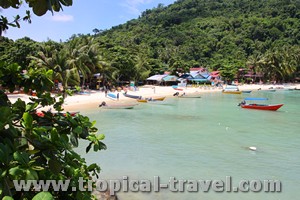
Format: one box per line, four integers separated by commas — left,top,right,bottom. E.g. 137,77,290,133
240,103,284,111
239,97,283,111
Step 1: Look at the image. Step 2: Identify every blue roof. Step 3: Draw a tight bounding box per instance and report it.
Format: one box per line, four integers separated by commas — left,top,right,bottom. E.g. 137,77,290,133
162,75,178,82
190,79,210,82
244,97,268,101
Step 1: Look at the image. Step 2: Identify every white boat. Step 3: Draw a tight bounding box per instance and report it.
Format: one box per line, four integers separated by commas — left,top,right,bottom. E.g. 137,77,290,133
178,93,201,98
174,92,201,98
222,85,241,94
99,101,137,109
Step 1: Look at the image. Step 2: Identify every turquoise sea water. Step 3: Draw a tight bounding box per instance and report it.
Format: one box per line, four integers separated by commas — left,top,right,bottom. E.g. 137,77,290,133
77,90,300,200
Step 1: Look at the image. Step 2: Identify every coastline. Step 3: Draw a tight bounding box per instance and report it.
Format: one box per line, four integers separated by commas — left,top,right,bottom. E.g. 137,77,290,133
7,83,300,112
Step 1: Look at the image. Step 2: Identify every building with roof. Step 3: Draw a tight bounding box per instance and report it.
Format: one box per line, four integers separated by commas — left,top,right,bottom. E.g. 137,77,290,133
146,74,178,85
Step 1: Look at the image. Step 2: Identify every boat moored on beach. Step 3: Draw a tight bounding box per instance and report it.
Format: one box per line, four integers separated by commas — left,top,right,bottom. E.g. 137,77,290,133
174,92,201,98
222,90,242,94
123,92,142,99
107,93,118,100
137,96,166,103
222,85,242,94
99,101,137,109
238,97,283,111
153,96,166,101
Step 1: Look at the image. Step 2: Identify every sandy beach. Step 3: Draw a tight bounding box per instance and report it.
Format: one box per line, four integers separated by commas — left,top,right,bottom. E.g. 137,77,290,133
7,83,300,112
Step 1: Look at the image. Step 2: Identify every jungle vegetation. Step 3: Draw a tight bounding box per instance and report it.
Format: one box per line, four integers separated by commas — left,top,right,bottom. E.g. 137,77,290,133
2,0,300,86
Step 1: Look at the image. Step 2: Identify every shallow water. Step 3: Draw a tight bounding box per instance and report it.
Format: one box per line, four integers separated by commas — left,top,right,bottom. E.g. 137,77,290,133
77,90,300,199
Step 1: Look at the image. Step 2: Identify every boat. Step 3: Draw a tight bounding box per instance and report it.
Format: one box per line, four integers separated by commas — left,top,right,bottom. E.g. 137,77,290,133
172,85,184,91
242,90,252,93
123,92,142,99
107,93,119,100
137,99,148,103
137,97,165,103
99,101,137,109
173,92,201,98
173,88,184,91
238,97,283,111
222,85,241,94
153,96,166,101
178,93,201,98
241,103,283,111
222,90,242,94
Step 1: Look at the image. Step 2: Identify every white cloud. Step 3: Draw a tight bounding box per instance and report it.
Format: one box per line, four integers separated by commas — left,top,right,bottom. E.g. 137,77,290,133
121,0,153,15
50,14,74,22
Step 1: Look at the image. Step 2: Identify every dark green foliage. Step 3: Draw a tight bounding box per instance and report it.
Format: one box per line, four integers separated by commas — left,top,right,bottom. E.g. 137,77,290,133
2,37,41,68
0,62,106,199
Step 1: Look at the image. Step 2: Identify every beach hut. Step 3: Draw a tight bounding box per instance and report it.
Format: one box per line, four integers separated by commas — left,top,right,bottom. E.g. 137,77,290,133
146,74,168,85
146,74,178,85
162,75,178,86
188,71,210,83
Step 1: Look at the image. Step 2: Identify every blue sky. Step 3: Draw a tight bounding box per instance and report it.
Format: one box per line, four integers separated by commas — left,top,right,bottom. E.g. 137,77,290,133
2,0,176,42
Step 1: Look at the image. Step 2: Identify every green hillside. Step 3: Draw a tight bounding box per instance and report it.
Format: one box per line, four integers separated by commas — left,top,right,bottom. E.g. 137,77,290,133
94,0,300,82
1,0,300,85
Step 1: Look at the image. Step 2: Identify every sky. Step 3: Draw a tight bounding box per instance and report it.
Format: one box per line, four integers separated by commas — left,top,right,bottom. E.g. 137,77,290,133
1,0,176,42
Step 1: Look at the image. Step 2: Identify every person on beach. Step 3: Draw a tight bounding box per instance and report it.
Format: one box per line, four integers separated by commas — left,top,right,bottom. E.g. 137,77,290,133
117,93,119,100
105,89,108,97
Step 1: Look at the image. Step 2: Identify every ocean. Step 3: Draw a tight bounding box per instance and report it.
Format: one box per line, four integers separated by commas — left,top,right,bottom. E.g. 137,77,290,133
77,89,300,199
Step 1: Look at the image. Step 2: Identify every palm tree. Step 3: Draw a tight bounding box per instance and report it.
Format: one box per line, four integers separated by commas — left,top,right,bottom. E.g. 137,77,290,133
254,46,298,83
65,36,111,88
132,53,151,84
29,44,80,93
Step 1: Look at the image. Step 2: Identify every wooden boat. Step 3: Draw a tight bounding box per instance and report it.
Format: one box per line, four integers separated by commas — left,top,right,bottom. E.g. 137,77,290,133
222,90,242,94
138,97,166,102
137,97,165,103
153,96,166,101
238,97,283,111
240,104,283,111
123,92,142,99
101,105,136,109
137,99,147,103
99,101,137,109
178,93,201,98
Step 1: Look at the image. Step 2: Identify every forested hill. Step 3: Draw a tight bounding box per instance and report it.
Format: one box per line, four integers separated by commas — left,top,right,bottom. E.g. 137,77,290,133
1,0,300,84
94,0,300,82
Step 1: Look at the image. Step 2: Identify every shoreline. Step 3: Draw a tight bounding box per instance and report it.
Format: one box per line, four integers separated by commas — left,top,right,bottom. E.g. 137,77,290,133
7,83,300,112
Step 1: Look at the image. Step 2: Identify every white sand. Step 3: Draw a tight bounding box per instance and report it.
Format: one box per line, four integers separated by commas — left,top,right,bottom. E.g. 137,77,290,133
7,83,300,112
